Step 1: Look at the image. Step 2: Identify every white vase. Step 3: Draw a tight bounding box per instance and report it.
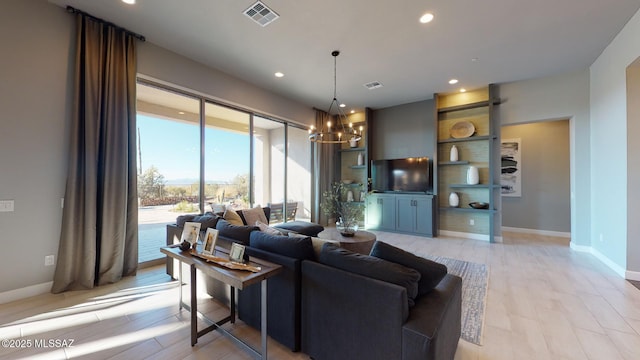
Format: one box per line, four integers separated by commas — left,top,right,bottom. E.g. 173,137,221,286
349,137,358,148
449,192,460,207
357,152,364,166
467,166,479,185
450,145,459,162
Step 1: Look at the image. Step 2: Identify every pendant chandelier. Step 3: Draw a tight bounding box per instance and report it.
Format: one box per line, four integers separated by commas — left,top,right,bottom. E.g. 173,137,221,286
309,50,363,144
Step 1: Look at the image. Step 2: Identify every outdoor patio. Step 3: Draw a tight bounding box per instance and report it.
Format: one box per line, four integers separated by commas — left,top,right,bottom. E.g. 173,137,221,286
138,205,194,263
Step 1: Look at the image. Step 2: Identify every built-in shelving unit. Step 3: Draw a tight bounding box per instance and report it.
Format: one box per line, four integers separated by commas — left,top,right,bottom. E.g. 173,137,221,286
435,85,500,242
335,111,369,225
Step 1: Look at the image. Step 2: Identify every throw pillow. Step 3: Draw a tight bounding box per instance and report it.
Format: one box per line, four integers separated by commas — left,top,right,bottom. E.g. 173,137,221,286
310,236,340,258
223,209,244,225
319,243,421,306
256,221,285,235
250,231,315,260
242,207,268,226
215,219,258,245
370,241,448,296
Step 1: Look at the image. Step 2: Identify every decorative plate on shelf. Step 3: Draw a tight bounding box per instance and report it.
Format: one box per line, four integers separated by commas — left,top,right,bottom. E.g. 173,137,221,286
450,121,475,138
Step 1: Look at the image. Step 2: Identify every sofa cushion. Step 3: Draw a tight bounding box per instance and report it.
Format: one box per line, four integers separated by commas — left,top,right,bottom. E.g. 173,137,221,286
273,221,324,237
192,214,220,230
319,243,421,306
175,214,220,230
370,241,448,296
175,214,197,228
241,207,268,226
250,231,315,260
216,219,258,245
223,209,244,225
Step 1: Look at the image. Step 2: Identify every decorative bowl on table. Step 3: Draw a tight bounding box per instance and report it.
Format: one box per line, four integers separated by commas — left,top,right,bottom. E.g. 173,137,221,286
469,202,489,209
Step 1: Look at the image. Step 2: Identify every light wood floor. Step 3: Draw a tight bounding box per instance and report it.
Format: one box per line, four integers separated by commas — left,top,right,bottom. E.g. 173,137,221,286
1,231,640,359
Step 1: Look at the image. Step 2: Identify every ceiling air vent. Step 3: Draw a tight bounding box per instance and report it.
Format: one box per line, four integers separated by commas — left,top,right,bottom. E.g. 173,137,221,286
244,1,279,27
363,81,383,90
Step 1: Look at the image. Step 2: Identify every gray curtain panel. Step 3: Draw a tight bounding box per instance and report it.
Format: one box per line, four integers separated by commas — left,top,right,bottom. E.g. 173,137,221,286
313,109,336,226
52,13,138,293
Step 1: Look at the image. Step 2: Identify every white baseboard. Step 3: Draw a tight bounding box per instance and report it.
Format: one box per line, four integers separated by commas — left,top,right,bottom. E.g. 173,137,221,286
569,241,591,252
570,243,628,278
0,281,52,305
439,230,503,243
502,226,571,238
626,270,640,281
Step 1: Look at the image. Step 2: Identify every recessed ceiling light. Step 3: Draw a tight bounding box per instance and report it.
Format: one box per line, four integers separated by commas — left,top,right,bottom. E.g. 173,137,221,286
178,111,185,115
122,0,135,4
339,103,346,108
274,72,284,78
449,79,459,85
350,110,355,114
460,88,467,93
419,12,434,24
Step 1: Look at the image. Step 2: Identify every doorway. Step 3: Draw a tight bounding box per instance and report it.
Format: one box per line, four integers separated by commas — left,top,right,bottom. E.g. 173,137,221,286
500,119,571,241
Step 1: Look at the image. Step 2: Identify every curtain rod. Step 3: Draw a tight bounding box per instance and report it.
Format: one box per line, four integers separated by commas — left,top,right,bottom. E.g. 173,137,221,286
66,6,146,42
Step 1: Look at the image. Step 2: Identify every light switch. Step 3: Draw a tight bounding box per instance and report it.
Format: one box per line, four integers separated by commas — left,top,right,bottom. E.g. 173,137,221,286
0,200,14,212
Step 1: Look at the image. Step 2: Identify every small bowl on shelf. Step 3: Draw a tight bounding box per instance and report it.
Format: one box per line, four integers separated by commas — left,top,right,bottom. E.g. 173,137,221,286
468,202,489,209
342,179,354,184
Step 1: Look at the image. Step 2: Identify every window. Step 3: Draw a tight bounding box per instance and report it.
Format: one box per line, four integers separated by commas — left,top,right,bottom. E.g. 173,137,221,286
204,102,250,213
136,83,201,264
135,79,312,264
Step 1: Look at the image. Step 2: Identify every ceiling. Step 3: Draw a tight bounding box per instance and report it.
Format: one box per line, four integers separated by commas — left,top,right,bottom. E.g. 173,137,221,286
49,0,640,113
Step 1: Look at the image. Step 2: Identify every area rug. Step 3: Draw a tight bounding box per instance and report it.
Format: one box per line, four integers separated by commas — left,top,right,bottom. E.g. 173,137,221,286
427,256,488,345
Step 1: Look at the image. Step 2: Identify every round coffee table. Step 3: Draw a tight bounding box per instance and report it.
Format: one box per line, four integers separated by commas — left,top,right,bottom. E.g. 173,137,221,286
317,228,376,254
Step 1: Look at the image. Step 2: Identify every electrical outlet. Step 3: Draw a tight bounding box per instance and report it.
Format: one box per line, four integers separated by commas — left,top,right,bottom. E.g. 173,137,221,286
469,219,475,226
45,255,55,266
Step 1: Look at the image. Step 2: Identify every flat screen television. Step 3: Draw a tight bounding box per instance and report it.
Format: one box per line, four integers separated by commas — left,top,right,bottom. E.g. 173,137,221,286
371,157,431,193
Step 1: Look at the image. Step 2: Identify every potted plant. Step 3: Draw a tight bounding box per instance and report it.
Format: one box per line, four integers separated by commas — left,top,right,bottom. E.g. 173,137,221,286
320,181,366,237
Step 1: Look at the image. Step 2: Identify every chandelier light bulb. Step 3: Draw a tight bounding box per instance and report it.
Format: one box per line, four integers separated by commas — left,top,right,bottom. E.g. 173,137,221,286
308,50,364,144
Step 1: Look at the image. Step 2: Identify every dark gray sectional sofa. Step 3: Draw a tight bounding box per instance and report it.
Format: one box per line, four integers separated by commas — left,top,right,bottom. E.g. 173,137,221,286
164,209,462,359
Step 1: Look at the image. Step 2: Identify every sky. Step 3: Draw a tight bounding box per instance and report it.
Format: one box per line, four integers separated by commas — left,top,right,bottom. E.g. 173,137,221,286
137,115,249,183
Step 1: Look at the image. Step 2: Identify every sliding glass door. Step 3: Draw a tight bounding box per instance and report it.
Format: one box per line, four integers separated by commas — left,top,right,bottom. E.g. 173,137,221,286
204,102,250,213
287,126,312,221
136,83,201,264
253,116,286,223
135,80,313,264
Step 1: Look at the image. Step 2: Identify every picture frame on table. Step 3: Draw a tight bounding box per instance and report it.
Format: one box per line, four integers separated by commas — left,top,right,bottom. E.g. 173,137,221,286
180,222,201,247
229,243,246,263
202,228,219,255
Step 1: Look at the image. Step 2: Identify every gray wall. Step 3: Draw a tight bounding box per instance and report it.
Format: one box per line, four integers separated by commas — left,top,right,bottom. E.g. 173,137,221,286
590,6,640,275
0,0,73,294
0,0,313,296
501,120,571,233
498,70,591,246
628,62,640,275
137,43,315,127
370,99,435,160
